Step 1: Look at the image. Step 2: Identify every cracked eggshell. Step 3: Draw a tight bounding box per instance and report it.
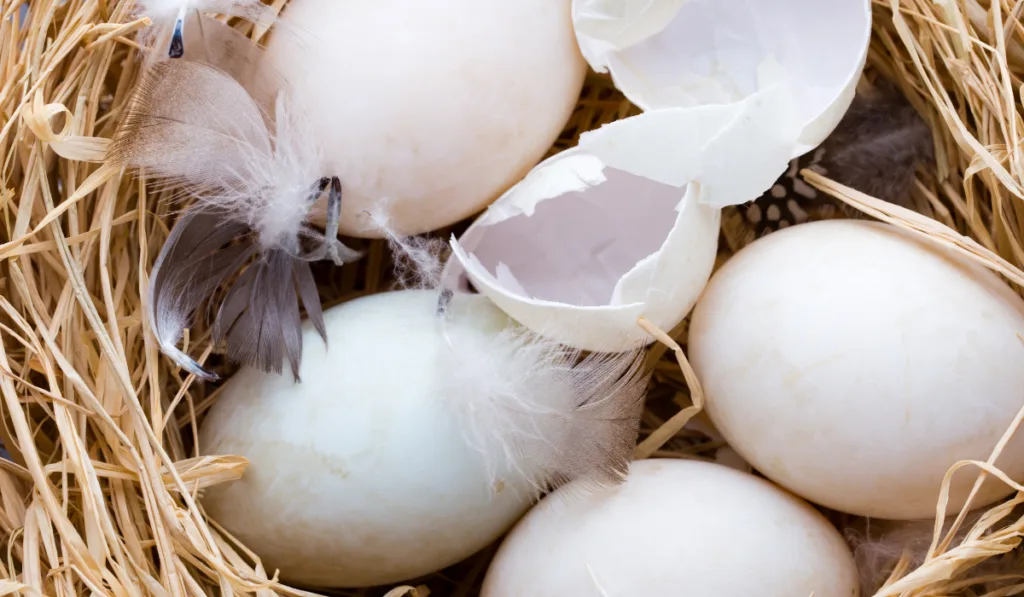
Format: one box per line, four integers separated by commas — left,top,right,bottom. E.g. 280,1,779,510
446,85,803,352
572,0,872,155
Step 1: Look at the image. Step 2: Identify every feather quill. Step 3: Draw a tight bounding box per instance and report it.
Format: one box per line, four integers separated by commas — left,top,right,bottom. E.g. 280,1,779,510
111,59,360,380
134,0,269,59
367,212,650,495
723,83,935,251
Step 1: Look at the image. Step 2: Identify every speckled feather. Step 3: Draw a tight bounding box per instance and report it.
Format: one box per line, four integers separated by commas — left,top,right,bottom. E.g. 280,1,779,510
723,87,934,251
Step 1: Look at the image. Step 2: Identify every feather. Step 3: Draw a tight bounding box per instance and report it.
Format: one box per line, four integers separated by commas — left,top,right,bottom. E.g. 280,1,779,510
366,203,449,290
439,296,649,496
722,83,935,251
110,57,272,198
368,209,650,494
111,59,360,380
811,86,935,208
841,515,1017,596
147,211,253,378
133,0,269,59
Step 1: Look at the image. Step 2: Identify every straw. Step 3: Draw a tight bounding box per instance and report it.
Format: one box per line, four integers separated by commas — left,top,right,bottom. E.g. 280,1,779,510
1,0,1023,595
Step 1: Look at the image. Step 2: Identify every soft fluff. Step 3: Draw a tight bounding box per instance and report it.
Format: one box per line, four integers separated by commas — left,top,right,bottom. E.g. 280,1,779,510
370,210,651,495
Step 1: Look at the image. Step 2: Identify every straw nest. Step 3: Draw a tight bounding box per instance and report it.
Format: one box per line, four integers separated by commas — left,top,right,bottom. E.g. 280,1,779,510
1,0,1024,595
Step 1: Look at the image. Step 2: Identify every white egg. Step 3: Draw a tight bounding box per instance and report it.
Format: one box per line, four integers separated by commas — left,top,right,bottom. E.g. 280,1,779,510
572,0,872,156
689,220,1024,520
199,290,534,588
481,459,859,596
265,0,587,238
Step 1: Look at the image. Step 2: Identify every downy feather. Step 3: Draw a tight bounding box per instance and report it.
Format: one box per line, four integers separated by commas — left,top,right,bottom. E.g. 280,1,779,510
810,86,935,208
110,59,360,380
439,322,648,494
842,514,1020,596
368,214,650,495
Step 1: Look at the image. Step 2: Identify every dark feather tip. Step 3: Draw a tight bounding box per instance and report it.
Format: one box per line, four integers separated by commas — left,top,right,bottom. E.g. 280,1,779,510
174,350,220,382
168,21,185,58
197,369,221,383
436,288,454,318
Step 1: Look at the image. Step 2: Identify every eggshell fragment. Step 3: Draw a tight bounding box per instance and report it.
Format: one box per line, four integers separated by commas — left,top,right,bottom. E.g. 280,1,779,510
199,291,535,588
447,85,803,352
481,459,860,597
572,0,872,155
689,220,1024,519
266,0,587,238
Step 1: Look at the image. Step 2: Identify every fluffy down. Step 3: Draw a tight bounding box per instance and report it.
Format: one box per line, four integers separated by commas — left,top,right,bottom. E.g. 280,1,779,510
370,213,651,495
438,312,648,494
843,514,1024,595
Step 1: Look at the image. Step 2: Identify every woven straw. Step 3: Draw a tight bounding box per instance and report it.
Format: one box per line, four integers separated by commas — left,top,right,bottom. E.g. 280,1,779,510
1,0,1023,595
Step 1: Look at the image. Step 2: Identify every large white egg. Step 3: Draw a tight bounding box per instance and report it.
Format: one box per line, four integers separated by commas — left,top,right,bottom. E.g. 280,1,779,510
689,220,1024,520
481,459,859,596
199,290,534,588
266,0,587,238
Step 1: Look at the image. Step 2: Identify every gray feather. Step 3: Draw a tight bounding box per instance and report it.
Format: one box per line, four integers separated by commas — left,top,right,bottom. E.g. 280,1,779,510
813,87,935,207
147,211,252,380
294,260,325,341
114,59,360,381
723,83,935,251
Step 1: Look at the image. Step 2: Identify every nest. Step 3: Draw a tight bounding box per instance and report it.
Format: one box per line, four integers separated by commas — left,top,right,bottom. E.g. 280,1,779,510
1,0,1023,595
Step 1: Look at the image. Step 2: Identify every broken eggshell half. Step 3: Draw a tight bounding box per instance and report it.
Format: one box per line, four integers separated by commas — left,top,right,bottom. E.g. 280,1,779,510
445,85,803,353
572,0,872,156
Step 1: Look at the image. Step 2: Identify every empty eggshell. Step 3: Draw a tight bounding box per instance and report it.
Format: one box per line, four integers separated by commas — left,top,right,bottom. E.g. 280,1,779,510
572,0,872,155
266,0,588,238
481,459,860,597
446,84,803,352
689,220,1024,520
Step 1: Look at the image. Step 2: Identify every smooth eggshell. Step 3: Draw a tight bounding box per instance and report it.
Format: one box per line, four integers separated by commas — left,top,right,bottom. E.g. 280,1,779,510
689,220,1024,519
199,290,533,588
267,0,587,238
481,459,859,597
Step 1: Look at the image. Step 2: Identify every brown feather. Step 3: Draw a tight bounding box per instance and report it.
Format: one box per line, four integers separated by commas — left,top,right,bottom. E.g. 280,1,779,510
109,59,272,201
